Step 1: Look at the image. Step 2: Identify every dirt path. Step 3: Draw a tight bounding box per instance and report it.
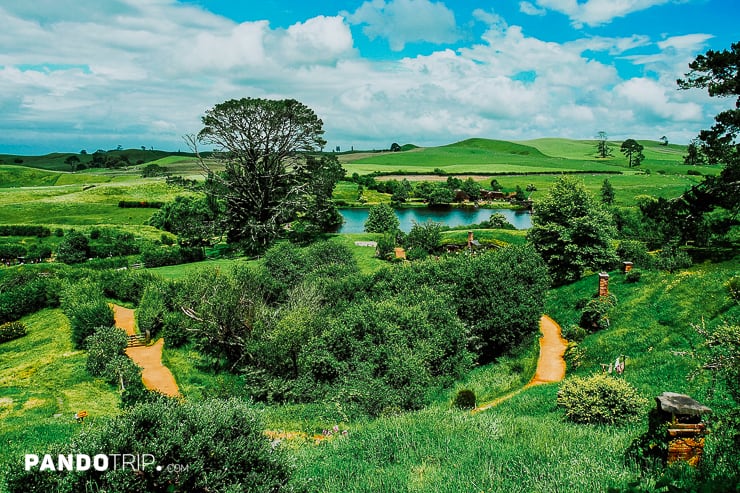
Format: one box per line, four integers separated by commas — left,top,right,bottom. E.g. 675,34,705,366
125,340,180,398
473,314,567,413
110,304,136,336
111,303,180,398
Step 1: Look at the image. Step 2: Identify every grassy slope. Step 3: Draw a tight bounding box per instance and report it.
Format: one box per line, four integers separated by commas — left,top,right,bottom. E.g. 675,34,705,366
0,309,121,484
0,149,177,172
285,258,738,492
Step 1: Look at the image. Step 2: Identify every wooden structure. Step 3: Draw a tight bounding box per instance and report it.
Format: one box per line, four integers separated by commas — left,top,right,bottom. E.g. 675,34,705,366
655,392,711,466
127,334,147,347
598,272,609,297
622,261,633,273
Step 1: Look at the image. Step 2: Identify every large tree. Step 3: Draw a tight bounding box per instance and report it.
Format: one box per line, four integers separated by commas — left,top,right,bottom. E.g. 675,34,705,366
596,131,613,158
620,139,645,167
667,41,740,244
192,98,342,253
527,176,617,285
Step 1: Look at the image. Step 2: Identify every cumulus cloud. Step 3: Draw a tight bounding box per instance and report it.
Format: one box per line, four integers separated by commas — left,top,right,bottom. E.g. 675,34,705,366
0,1,724,153
344,0,459,51
530,0,675,27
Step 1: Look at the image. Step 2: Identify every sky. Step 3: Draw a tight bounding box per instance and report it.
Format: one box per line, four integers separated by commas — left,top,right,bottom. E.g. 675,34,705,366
0,0,737,155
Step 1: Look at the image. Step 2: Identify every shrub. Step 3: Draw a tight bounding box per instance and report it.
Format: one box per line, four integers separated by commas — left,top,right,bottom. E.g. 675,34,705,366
579,294,617,332
0,225,51,237
61,283,115,349
140,243,183,267
0,321,27,343
56,230,89,264
54,228,64,237
616,240,652,269
85,325,129,377
687,169,702,176
726,276,739,302
654,245,693,272
364,203,400,234
89,228,101,240
625,269,642,283
5,399,293,493
161,311,189,348
557,373,648,425
406,220,443,254
0,271,57,323
561,324,587,343
452,388,476,410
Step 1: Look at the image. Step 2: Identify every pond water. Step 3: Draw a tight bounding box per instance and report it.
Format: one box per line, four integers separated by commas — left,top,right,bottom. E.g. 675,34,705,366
337,207,532,233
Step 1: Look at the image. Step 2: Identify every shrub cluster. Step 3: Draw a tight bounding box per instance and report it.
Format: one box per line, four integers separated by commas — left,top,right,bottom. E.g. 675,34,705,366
0,225,51,237
579,294,617,332
0,270,60,323
557,373,648,425
0,321,27,344
5,399,292,493
117,200,164,208
60,282,115,349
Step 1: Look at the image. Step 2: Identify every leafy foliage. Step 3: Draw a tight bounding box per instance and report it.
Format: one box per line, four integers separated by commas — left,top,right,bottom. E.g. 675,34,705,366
405,220,443,254
5,399,294,493
452,389,476,410
195,97,341,253
557,373,648,425
61,282,115,349
364,203,400,234
620,139,645,167
56,230,89,264
0,321,27,344
527,176,617,285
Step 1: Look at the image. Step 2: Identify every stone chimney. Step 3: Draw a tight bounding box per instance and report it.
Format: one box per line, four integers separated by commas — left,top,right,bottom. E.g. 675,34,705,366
467,230,474,249
598,272,609,297
622,261,633,273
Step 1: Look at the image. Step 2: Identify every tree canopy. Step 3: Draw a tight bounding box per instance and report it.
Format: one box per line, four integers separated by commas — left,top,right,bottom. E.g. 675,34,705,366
527,176,617,285
620,139,645,167
193,97,343,253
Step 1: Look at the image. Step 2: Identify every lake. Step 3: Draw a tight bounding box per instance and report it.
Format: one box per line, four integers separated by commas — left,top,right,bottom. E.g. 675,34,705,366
337,207,532,233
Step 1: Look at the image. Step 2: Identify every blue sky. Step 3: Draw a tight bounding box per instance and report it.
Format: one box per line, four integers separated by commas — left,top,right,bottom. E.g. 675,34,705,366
0,0,737,154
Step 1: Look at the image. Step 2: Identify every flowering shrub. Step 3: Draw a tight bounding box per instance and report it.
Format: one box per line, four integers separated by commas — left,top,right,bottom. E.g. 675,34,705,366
557,373,647,425
0,321,27,344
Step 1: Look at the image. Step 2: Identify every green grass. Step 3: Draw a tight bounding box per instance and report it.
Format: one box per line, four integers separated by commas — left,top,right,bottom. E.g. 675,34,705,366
0,309,120,485
342,138,722,181
0,149,179,172
440,229,528,247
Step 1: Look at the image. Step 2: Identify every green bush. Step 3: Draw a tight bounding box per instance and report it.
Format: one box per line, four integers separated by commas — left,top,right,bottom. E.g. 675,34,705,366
140,243,183,267
61,283,115,349
0,321,27,344
6,398,293,492
616,240,652,269
56,230,89,264
654,245,693,272
85,325,129,378
579,294,617,332
624,269,642,283
727,276,740,302
0,270,58,323
562,324,587,343
452,388,476,410
557,373,648,425
406,220,443,254
161,311,190,348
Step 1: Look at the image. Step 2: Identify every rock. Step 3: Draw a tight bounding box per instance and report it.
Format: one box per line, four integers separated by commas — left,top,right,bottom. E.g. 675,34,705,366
656,392,712,416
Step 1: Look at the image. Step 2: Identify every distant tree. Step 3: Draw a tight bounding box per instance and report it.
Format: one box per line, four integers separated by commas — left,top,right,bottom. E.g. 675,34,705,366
56,230,89,264
64,155,80,172
461,177,482,200
683,138,706,166
427,183,455,205
80,149,87,155
390,142,402,152
141,146,146,151
514,185,526,201
191,98,339,253
364,203,400,234
527,176,617,285
490,178,503,191
149,195,218,247
660,135,669,146
406,220,443,254
621,139,645,167
596,131,613,158
600,178,615,205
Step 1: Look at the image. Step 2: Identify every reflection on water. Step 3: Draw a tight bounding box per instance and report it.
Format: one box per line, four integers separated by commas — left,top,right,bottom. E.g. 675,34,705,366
338,207,532,233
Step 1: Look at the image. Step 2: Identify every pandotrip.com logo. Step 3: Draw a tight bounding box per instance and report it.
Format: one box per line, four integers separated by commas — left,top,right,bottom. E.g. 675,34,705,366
24,454,189,473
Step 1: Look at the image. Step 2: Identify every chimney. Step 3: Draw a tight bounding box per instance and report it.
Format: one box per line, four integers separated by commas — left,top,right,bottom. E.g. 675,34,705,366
622,261,633,273
467,231,473,249
598,272,609,297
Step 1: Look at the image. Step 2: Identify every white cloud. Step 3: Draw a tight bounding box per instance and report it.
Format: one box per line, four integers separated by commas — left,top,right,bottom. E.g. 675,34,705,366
519,1,547,16
344,0,459,51
531,0,674,27
0,1,724,153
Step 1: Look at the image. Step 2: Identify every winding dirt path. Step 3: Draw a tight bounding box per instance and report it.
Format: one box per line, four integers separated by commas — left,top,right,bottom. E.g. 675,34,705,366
473,314,567,413
111,303,180,398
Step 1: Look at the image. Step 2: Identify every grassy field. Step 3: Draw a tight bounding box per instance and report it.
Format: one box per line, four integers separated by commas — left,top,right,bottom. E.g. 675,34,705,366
0,309,121,485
